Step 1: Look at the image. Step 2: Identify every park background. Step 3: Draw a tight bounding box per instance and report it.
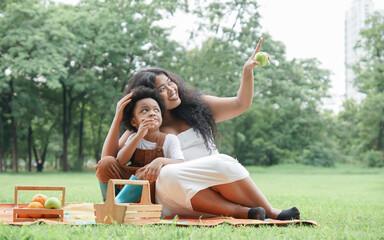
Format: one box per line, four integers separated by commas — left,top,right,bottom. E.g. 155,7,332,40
0,1,383,239
0,0,383,173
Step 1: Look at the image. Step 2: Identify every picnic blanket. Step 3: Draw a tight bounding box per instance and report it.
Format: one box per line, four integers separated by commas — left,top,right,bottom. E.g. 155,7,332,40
0,203,317,227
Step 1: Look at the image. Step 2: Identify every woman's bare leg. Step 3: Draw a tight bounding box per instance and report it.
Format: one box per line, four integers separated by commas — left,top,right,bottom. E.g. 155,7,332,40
190,187,249,218
209,177,282,219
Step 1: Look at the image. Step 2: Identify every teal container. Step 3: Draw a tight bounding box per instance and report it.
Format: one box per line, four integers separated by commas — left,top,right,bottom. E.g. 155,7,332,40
115,175,142,203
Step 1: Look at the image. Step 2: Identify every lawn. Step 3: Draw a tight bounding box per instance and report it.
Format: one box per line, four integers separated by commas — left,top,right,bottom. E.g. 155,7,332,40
0,164,383,239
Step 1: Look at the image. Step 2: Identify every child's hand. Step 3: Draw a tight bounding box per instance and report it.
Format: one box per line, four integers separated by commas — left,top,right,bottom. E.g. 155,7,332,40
136,119,156,138
143,158,164,182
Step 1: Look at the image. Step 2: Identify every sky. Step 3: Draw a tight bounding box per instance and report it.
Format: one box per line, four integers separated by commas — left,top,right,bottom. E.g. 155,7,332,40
56,0,384,112
256,0,384,112
258,0,350,99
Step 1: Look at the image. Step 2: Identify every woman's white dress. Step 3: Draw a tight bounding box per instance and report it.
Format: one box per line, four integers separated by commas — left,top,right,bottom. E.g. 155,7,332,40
155,128,249,217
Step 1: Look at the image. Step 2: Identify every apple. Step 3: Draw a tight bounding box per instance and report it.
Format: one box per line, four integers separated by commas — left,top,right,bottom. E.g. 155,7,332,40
44,197,62,209
254,52,269,67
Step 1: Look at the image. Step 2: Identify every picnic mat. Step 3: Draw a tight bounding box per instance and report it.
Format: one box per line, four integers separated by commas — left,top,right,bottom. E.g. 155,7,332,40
0,203,317,227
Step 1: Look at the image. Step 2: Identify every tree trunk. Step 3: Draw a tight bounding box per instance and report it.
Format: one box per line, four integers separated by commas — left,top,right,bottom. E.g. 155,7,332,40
377,120,384,151
27,125,32,172
36,147,44,172
95,120,103,162
55,153,59,170
62,137,68,171
9,80,18,173
33,146,38,171
39,143,48,172
32,137,49,172
61,81,69,172
2,153,7,171
0,115,2,172
77,99,85,169
62,84,67,171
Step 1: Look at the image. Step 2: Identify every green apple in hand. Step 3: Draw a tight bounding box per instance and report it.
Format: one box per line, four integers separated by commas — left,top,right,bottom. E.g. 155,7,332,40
254,52,269,67
44,197,62,209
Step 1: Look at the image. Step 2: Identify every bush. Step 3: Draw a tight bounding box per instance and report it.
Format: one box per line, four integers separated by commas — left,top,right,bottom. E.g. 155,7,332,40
363,150,383,168
247,138,285,166
299,142,337,167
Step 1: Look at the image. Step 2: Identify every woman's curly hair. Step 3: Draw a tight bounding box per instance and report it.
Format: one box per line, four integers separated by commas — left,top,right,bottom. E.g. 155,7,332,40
124,67,219,151
122,86,166,132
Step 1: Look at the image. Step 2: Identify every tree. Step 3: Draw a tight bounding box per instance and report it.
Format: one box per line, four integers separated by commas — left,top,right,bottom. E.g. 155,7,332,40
60,0,183,169
0,0,52,172
0,0,184,172
0,0,342,170
333,11,384,167
171,0,333,165
353,11,384,152
335,99,362,161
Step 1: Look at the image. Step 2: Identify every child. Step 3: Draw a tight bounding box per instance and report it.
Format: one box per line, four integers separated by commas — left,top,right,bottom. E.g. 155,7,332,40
96,86,184,203
119,86,184,176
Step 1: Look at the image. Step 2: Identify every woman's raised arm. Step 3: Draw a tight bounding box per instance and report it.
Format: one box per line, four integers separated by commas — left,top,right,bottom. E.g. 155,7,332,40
101,93,133,158
203,38,268,123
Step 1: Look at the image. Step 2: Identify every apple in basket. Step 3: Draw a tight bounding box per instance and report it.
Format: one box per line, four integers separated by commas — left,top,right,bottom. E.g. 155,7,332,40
44,197,62,209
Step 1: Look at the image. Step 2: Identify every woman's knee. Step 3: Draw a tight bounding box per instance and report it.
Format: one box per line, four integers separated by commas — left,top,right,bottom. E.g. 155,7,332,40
216,154,249,176
157,165,178,184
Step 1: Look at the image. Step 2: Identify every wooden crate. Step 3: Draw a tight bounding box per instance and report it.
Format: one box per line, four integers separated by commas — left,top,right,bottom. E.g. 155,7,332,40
94,179,162,224
12,185,65,222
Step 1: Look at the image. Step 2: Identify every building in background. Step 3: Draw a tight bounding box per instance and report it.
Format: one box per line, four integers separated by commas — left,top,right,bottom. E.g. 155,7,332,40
344,0,375,102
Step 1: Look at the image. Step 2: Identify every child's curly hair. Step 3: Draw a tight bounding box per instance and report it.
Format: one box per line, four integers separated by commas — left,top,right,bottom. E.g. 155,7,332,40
122,86,166,132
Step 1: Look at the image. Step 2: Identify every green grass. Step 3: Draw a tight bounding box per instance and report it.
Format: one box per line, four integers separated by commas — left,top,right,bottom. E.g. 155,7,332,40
1,164,383,240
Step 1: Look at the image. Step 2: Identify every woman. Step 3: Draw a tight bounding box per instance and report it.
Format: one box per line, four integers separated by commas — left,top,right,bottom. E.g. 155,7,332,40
97,38,300,220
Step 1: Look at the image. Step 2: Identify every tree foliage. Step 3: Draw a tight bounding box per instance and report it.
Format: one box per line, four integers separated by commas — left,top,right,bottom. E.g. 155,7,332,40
0,0,183,172
2,0,374,171
156,0,332,166
335,11,384,167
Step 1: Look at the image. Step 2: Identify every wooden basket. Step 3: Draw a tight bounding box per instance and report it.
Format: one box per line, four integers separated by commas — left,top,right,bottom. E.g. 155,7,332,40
12,185,65,222
94,179,162,224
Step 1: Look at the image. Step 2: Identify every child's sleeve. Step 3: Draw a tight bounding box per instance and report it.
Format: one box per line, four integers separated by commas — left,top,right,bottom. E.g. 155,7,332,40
164,134,185,160
123,133,136,145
